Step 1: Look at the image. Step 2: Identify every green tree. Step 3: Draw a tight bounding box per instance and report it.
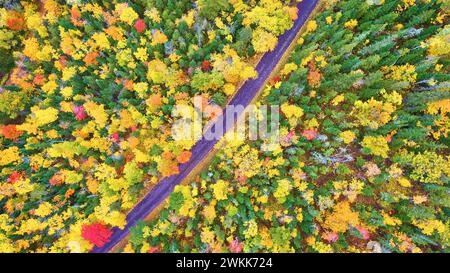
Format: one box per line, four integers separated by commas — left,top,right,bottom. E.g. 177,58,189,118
198,0,230,21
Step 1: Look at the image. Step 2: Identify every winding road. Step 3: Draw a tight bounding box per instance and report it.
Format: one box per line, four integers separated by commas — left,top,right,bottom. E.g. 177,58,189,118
91,0,319,253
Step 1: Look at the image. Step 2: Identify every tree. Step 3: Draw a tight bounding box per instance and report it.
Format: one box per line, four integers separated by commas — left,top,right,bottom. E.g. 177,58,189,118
191,71,225,92
81,223,113,247
198,0,230,21
252,28,278,53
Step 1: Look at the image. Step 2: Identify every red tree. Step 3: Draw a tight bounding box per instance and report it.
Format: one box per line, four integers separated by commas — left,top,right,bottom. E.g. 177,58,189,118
7,171,21,184
302,129,318,141
81,223,113,247
72,105,87,121
201,60,211,71
1,125,23,141
134,19,146,33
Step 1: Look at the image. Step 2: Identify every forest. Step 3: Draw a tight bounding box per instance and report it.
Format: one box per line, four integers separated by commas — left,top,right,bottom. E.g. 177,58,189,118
0,0,449,253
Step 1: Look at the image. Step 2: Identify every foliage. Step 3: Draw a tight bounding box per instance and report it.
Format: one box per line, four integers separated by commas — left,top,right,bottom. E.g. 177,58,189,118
0,0,297,252
123,0,450,254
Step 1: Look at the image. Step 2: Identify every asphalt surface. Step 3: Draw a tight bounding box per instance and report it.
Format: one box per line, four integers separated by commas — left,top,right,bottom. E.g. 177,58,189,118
91,0,319,253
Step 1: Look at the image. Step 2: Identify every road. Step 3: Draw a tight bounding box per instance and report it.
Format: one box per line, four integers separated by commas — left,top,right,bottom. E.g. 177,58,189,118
91,0,319,253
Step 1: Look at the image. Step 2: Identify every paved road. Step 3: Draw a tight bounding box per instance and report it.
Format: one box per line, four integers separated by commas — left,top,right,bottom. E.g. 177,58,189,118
91,0,319,253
